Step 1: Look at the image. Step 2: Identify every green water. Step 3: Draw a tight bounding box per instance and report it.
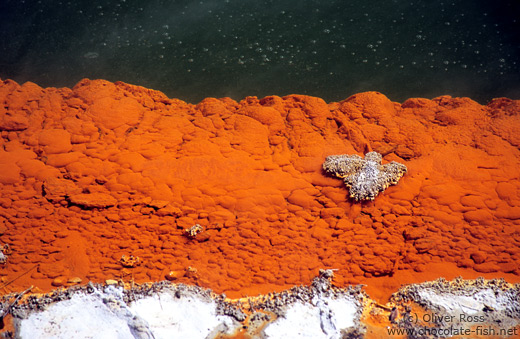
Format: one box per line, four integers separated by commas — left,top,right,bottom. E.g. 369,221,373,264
0,0,518,103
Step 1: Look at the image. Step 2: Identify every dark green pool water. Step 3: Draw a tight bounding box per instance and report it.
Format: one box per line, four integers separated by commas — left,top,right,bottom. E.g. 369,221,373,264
1,0,518,104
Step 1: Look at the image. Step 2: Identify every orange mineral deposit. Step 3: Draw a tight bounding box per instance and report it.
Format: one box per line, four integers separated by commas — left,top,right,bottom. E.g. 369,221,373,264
0,78,519,302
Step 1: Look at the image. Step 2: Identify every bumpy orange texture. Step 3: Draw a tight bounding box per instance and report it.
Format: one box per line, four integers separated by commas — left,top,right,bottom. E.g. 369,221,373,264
0,78,519,301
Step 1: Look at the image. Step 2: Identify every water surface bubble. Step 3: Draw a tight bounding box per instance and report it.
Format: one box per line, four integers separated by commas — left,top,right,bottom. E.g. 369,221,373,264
83,52,99,59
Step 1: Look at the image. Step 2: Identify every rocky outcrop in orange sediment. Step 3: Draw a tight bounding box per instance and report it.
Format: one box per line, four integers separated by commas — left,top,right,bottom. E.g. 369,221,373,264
322,151,407,201
0,78,519,299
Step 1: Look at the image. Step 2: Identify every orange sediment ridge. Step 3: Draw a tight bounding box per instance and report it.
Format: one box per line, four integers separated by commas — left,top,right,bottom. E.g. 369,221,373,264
0,78,519,303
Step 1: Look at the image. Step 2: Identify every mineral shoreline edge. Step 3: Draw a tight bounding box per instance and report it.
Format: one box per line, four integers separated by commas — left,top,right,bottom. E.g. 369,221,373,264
0,79,519,307
4,275,519,338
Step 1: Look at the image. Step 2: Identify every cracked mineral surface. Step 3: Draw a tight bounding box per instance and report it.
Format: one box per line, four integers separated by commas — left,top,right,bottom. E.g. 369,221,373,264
0,78,519,337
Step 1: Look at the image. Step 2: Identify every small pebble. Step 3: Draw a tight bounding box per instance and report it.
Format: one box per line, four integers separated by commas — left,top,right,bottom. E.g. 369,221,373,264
51,277,66,287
